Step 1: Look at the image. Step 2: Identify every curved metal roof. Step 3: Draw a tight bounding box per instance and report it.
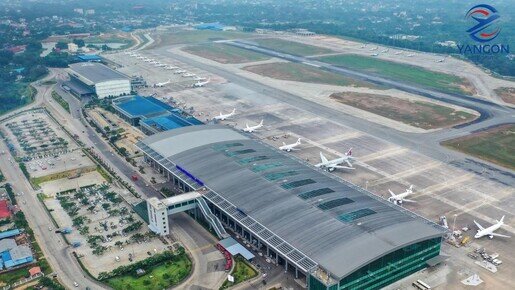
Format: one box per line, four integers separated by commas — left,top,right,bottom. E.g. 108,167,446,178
139,125,445,279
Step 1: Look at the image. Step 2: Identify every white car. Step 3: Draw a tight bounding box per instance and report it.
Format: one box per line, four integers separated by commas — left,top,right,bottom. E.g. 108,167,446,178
73,281,79,287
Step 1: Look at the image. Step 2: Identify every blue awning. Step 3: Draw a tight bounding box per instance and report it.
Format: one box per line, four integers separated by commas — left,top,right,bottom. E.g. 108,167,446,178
218,237,255,260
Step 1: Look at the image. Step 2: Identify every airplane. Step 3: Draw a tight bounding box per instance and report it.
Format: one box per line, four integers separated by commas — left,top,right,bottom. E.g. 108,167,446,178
436,58,445,63
182,73,196,77
165,66,178,70
370,46,378,51
154,79,171,87
243,120,264,133
174,69,186,74
394,51,403,55
407,53,415,57
387,185,415,205
157,63,167,67
192,78,210,87
474,216,510,239
213,108,236,121
279,138,301,152
371,53,379,57
194,76,207,81
381,48,389,53
315,149,354,171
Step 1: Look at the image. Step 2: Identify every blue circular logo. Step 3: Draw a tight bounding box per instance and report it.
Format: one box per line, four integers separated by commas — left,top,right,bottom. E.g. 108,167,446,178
465,4,501,43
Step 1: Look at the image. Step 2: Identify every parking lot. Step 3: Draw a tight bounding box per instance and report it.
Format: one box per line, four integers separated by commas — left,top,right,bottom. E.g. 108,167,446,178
43,183,167,277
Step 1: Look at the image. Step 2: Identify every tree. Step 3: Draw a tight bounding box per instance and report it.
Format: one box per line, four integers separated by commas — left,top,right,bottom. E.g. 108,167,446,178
73,38,85,47
55,41,68,50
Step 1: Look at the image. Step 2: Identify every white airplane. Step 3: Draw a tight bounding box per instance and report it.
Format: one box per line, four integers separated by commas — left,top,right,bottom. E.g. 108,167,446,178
371,53,379,57
182,73,196,77
279,138,301,152
315,149,354,171
394,51,403,55
192,78,210,87
213,108,236,121
154,79,171,87
157,63,167,67
165,66,178,70
387,185,415,205
194,76,207,81
174,69,186,74
436,58,445,63
474,216,510,239
370,46,378,51
243,120,264,133
407,53,415,57
381,48,389,53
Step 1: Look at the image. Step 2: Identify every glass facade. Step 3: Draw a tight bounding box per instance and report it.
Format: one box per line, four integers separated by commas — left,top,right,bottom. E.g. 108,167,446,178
309,237,442,290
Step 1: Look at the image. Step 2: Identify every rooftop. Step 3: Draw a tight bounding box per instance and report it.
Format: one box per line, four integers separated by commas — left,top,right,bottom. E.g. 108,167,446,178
112,96,169,119
68,62,129,84
138,125,445,280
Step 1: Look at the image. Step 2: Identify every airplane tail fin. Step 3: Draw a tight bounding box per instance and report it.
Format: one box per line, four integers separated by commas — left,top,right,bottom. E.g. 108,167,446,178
259,120,263,126
245,123,250,129
500,215,505,223
282,142,287,146
231,108,236,114
319,152,328,163
346,148,353,156
388,189,396,197
408,185,414,192
296,138,301,144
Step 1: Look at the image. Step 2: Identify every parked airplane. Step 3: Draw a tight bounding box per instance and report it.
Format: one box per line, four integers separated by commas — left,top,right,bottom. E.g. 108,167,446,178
436,58,445,63
279,138,301,152
315,149,354,171
243,120,264,133
192,78,210,87
394,51,403,55
182,73,196,77
371,53,379,57
407,53,415,57
474,216,510,239
154,79,171,87
370,46,378,51
381,48,389,53
174,69,186,74
387,185,415,205
194,76,207,81
213,108,236,121
165,66,178,70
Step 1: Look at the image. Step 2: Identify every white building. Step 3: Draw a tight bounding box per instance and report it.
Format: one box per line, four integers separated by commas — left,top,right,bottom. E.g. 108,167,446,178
67,42,78,53
67,63,131,98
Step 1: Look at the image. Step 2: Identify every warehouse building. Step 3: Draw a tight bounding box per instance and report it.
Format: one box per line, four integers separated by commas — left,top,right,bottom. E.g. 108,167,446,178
112,95,202,131
0,238,34,270
139,125,447,290
66,62,131,98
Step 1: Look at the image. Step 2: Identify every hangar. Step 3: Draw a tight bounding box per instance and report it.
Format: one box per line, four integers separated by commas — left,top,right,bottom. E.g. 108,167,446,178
139,125,446,290
66,62,131,98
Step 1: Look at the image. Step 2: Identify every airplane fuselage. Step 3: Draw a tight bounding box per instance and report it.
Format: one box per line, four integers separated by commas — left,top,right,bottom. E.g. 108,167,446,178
475,223,503,239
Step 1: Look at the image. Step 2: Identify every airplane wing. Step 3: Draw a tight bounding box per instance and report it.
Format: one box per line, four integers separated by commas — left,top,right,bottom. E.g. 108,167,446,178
490,233,511,238
331,165,355,170
388,190,396,197
319,152,328,164
402,199,416,203
345,160,353,168
473,220,485,231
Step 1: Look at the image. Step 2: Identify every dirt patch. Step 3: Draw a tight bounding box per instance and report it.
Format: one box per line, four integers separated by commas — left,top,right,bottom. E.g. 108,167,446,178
243,62,377,88
329,92,478,129
495,87,515,105
441,124,515,170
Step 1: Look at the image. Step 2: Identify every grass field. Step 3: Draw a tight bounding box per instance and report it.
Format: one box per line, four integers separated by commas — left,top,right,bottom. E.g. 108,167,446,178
441,124,515,170
106,253,192,290
254,38,333,56
159,30,253,45
183,43,270,64
51,91,70,113
31,166,97,187
0,82,35,116
220,256,258,289
494,87,515,105
330,92,477,129
317,54,474,95
244,62,377,88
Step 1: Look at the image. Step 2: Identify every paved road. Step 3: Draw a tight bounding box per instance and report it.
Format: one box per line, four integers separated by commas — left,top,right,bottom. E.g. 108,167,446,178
147,45,514,186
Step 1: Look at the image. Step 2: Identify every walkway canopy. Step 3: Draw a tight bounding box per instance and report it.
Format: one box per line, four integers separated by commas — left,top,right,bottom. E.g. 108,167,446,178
218,237,255,260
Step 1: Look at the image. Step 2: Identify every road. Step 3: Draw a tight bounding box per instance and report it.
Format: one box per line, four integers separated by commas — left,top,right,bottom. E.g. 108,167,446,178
147,44,514,186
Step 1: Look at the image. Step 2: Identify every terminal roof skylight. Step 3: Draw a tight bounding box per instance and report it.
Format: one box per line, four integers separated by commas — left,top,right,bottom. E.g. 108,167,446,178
281,179,316,189
298,188,335,200
318,198,354,211
338,208,377,222
238,155,269,164
212,142,244,150
251,162,283,172
264,171,299,181
225,149,256,156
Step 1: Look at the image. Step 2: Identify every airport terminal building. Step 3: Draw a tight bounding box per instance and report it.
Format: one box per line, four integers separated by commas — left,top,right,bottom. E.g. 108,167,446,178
138,125,446,290
66,62,131,98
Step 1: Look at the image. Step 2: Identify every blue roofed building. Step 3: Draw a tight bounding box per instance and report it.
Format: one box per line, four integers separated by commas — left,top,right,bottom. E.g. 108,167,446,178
77,54,102,62
0,229,21,240
113,96,203,131
195,22,225,31
0,238,33,270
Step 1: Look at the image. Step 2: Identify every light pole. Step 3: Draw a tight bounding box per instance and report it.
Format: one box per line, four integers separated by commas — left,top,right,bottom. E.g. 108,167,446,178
452,214,458,234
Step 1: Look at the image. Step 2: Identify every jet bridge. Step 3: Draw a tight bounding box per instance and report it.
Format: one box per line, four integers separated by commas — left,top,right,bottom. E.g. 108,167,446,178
146,191,228,239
